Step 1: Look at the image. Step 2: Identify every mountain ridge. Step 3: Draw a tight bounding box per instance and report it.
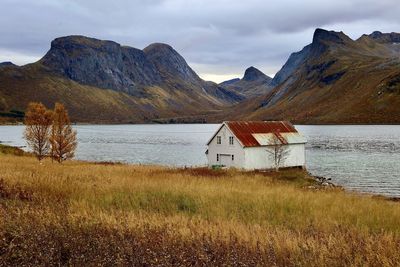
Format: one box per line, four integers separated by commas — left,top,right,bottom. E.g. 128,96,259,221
0,61,17,68
222,28,400,124
0,35,243,123
1,29,400,124
219,66,273,98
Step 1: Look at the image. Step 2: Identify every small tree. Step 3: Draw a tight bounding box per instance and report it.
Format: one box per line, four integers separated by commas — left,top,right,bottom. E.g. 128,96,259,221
50,103,77,163
24,102,53,161
266,132,290,172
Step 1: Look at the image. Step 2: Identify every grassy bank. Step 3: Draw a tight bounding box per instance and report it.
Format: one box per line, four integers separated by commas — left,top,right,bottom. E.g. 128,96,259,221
0,144,29,156
0,153,399,266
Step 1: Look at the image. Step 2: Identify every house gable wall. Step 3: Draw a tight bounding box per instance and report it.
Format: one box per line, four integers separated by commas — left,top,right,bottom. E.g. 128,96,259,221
207,124,245,168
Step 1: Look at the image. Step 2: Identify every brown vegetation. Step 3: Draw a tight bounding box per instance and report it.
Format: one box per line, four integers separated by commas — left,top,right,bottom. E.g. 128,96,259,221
0,154,399,266
0,144,29,156
23,102,77,162
23,102,53,161
50,103,77,163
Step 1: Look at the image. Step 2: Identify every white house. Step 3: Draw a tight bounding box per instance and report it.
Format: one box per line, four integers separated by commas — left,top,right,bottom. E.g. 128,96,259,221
206,121,307,170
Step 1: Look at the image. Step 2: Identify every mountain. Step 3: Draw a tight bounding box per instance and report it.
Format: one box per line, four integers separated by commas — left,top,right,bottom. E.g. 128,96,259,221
2,29,400,124
368,31,400,44
0,36,243,123
0,62,17,68
219,66,273,97
40,36,162,95
226,28,400,124
219,78,240,86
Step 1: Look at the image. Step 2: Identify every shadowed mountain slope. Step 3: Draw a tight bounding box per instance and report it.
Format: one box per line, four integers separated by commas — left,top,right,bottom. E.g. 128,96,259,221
222,29,400,124
0,36,243,123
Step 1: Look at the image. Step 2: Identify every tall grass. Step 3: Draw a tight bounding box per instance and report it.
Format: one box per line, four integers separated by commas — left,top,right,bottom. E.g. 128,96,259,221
0,144,28,156
1,154,399,266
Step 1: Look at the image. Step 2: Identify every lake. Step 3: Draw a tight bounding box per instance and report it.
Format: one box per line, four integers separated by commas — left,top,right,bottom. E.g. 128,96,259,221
1,124,399,197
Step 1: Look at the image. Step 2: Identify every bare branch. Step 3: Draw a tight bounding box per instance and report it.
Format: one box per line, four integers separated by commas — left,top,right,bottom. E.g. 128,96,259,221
266,132,290,172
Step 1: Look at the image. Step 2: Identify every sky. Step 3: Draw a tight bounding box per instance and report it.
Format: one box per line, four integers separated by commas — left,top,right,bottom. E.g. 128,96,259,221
1,0,399,83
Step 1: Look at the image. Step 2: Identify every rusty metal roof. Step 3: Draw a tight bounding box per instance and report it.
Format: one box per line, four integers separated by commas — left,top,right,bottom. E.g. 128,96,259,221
225,121,302,147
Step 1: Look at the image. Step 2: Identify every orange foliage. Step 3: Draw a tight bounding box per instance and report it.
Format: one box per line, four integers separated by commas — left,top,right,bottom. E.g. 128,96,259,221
50,103,77,163
23,102,53,161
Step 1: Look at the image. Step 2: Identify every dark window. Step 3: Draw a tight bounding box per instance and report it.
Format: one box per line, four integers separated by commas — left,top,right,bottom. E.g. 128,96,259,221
229,136,234,145
217,154,219,161
217,136,221,144
231,155,234,161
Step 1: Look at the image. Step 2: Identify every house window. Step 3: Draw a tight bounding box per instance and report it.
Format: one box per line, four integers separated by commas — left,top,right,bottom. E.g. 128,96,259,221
217,154,219,161
229,136,234,145
217,136,221,144
232,155,234,161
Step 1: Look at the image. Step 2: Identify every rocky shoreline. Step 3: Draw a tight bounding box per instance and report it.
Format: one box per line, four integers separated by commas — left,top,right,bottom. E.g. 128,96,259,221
307,174,342,190
308,174,400,202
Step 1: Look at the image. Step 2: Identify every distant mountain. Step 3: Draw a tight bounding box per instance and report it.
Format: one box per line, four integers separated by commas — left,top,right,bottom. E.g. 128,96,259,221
0,36,243,123
219,66,273,98
242,66,270,82
0,61,17,68
2,29,400,124
368,31,400,44
219,78,240,86
225,28,400,124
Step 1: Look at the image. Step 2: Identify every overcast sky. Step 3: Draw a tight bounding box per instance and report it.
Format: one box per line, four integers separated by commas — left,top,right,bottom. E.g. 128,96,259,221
1,0,399,82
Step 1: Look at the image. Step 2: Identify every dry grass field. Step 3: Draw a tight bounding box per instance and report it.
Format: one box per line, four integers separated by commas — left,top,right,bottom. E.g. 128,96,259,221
1,150,400,266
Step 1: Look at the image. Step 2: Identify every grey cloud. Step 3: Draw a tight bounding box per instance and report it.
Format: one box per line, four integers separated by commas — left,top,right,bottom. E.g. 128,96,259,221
1,0,399,82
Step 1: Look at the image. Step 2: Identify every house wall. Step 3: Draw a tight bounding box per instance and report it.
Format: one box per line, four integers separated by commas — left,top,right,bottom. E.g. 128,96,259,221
244,143,305,170
207,125,245,168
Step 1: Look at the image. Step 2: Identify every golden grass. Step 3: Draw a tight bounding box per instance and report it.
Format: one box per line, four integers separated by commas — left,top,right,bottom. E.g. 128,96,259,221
1,154,400,266
0,144,29,156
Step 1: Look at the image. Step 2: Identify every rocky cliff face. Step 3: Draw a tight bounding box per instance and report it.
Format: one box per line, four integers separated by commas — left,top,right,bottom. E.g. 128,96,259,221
39,35,241,103
271,29,353,87
270,46,311,86
143,43,201,84
40,36,162,95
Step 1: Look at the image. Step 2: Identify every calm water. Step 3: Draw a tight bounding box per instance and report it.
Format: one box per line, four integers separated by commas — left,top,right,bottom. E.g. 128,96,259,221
1,124,399,197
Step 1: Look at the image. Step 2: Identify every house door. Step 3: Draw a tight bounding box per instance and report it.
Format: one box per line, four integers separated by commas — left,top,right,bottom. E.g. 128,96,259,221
220,154,232,167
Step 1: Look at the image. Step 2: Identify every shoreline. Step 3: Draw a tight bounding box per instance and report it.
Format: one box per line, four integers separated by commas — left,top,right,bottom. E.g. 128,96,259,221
2,143,399,202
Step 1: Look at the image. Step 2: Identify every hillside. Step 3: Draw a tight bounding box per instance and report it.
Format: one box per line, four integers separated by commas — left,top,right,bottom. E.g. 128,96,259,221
219,66,273,98
228,29,400,124
0,36,242,123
